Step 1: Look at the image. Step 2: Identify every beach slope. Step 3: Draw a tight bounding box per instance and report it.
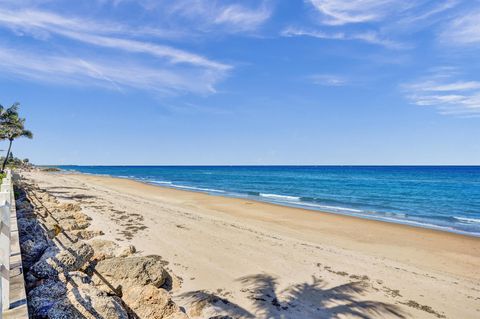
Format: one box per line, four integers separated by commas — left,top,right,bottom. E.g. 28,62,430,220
20,170,480,319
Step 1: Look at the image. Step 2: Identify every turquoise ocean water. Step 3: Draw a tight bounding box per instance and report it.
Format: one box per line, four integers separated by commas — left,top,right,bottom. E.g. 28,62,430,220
57,166,480,236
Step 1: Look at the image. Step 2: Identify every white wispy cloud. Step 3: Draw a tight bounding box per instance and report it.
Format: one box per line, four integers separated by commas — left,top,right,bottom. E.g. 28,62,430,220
310,74,348,86
281,27,404,49
440,10,480,45
400,0,459,24
307,0,407,26
57,31,230,71
112,0,273,34
300,1,463,48
0,9,228,70
0,45,223,94
0,7,231,94
213,4,272,31
403,71,480,116
307,0,457,26
0,7,182,39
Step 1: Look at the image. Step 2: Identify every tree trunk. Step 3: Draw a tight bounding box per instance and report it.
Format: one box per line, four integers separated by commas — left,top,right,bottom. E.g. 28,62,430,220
2,139,13,173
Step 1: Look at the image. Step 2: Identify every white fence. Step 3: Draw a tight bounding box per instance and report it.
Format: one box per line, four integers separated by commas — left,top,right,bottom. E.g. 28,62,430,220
0,170,12,313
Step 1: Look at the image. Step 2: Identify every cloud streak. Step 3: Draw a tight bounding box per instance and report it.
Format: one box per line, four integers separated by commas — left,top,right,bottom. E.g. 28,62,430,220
403,71,480,116
213,3,272,31
0,45,224,94
281,27,404,49
307,0,404,25
310,74,348,86
298,1,464,49
440,10,480,45
132,0,273,33
0,7,231,94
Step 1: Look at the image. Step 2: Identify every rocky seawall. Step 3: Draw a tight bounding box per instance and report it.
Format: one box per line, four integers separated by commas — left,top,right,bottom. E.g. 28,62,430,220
14,176,189,319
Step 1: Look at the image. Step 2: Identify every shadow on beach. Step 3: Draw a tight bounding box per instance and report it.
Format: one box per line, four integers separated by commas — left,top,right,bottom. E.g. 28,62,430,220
180,274,406,319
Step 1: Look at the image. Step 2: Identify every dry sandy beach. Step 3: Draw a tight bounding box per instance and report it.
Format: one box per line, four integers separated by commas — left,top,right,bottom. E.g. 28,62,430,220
19,170,480,319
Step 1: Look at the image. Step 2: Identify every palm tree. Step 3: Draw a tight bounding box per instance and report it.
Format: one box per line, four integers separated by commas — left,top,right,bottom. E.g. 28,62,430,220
0,102,19,120
0,104,33,172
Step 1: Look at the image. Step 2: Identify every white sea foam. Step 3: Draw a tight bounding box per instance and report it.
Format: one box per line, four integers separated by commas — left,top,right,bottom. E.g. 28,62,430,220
454,216,480,224
151,180,173,185
260,193,300,201
174,185,225,193
298,202,363,213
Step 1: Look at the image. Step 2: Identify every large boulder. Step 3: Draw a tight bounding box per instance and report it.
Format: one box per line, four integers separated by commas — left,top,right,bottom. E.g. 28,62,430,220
28,279,67,317
16,200,32,211
50,272,128,319
18,217,45,240
53,210,91,222
30,242,94,279
30,272,129,319
20,238,50,269
92,256,168,293
122,284,188,319
89,239,136,261
17,217,50,269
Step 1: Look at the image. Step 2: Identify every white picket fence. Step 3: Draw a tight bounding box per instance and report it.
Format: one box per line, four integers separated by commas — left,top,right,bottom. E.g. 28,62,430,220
0,170,12,313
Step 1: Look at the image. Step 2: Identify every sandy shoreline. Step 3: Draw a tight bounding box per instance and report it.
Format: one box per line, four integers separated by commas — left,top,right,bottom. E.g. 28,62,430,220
20,170,480,318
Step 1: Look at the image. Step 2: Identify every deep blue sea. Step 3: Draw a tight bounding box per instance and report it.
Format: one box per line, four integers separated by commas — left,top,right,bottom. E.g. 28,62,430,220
57,166,480,236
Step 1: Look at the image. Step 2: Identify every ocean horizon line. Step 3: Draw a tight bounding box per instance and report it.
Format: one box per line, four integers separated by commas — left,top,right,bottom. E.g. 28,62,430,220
41,164,480,167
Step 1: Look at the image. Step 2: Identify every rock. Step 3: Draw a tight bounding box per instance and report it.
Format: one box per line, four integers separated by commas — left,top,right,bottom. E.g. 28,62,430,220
46,299,86,319
92,256,168,293
57,202,82,212
44,216,62,239
89,239,120,260
55,272,128,319
59,218,90,231
122,284,188,319
35,207,50,219
18,217,51,269
71,229,104,240
53,229,104,244
29,272,129,319
18,217,45,240
54,231,80,244
20,238,50,269
53,209,91,222
28,279,67,317
30,242,93,279
16,201,33,211
38,194,58,205
24,271,40,291
16,208,35,218
118,245,136,257
89,240,137,261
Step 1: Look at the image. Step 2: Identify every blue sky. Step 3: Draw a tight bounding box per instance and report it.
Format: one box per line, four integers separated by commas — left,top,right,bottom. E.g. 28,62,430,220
1,0,479,165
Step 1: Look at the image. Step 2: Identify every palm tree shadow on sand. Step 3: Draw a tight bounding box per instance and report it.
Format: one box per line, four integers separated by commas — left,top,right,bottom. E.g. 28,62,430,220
180,274,406,319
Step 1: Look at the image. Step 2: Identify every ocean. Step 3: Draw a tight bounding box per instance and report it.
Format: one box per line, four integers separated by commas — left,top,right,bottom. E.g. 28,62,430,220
56,166,480,236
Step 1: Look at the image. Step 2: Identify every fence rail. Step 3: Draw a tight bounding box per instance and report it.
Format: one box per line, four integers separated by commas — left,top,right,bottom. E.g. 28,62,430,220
0,170,12,314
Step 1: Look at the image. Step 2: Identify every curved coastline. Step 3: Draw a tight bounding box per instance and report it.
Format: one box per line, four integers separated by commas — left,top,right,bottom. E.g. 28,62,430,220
58,167,480,238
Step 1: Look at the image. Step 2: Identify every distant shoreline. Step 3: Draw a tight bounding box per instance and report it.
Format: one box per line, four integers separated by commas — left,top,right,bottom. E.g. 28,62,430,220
47,165,480,238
